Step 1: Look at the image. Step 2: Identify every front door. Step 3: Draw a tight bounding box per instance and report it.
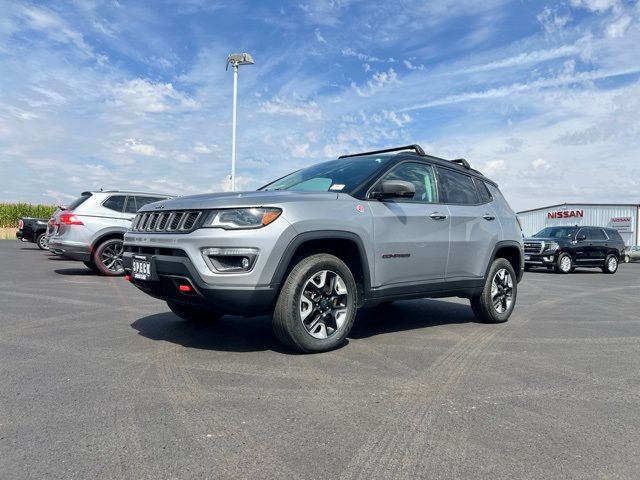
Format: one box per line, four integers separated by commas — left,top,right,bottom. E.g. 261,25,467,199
370,162,450,287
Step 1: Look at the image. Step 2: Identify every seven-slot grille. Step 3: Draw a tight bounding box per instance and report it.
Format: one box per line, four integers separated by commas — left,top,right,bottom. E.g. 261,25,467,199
524,241,544,254
131,211,202,233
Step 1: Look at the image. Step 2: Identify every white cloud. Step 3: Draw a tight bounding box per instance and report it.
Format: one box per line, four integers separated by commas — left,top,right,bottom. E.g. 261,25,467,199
570,0,620,13
314,28,327,44
606,14,631,38
21,6,94,57
537,6,572,35
259,96,322,120
110,79,198,114
403,60,425,71
531,158,551,171
193,142,217,154
457,45,580,74
351,68,399,97
119,138,166,157
483,159,507,175
341,48,393,63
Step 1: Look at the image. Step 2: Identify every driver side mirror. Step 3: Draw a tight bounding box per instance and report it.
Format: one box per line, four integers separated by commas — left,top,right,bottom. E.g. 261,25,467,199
372,180,416,200
576,234,587,242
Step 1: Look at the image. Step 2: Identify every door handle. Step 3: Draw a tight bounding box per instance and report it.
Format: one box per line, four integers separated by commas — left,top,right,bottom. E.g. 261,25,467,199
429,212,448,220
482,214,496,221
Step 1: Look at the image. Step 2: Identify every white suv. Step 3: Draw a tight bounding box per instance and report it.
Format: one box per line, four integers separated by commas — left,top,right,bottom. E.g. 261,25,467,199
48,191,171,275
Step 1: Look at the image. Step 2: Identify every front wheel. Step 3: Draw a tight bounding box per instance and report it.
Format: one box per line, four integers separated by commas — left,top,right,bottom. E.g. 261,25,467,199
601,254,618,274
93,238,125,276
36,233,49,250
167,301,223,323
272,254,358,353
470,258,517,324
555,253,572,274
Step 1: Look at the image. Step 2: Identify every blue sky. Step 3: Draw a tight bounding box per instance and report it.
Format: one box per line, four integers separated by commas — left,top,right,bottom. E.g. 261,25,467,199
1,0,639,210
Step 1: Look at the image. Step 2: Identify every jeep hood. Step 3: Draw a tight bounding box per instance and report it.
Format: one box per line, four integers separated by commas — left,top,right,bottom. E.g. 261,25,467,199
139,190,340,211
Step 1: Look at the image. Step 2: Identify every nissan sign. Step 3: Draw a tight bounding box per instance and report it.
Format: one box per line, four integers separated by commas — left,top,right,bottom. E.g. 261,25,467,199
547,209,584,219
610,217,633,232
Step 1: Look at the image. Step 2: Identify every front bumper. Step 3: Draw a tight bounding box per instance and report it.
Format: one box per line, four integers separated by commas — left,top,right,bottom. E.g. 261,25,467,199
122,251,277,315
524,253,557,266
48,238,91,261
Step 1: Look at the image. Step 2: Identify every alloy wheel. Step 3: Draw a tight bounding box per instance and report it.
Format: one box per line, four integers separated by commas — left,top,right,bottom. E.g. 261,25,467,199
100,242,124,274
299,270,350,339
491,268,514,314
560,256,572,272
38,235,49,250
608,256,617,272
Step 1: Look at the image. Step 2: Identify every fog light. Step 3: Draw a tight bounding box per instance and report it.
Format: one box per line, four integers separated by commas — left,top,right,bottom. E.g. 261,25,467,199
201,247,259,273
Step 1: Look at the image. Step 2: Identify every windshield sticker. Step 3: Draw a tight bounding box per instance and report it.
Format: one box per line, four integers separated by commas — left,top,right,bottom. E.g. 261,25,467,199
330,184,345,191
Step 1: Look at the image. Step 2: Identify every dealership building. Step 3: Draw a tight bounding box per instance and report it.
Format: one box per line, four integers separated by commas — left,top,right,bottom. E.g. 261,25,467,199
517,203,640,246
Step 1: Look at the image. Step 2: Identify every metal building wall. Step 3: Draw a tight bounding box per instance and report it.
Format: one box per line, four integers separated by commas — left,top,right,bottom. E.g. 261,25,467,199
517,204,639,246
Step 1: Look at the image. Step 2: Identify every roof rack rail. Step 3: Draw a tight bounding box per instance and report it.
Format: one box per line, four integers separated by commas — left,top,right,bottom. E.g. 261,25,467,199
450,158,470,169
338,144,426,159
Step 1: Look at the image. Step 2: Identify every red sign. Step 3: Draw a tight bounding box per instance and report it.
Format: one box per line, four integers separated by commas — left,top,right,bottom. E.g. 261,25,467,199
547,209,584,219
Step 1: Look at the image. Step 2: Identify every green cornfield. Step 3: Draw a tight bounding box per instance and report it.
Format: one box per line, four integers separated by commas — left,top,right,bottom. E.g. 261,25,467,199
0,203,57,228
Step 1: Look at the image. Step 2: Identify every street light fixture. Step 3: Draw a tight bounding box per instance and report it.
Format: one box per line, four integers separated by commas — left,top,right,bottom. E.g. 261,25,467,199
226,52,254,192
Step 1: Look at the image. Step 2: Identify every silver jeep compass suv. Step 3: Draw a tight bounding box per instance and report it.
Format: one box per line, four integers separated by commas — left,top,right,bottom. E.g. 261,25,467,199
123,145,524,353
48,190,171,275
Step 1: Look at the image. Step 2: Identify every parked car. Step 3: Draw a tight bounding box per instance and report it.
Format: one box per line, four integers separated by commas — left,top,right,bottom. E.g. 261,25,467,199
123,144,524,353
524,226,625,274
48,190,172,275
16,217,49,250
623,246,640,263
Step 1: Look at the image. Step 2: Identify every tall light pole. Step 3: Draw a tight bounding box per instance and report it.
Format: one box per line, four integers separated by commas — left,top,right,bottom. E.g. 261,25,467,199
226,52,254,192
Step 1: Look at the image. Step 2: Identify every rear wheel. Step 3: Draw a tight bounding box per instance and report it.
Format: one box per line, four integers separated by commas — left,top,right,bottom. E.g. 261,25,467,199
36,233,49,250
93,238,125,276
470,258,517,324
623,255,630,263
272,253,357,353
167,301,223,323
601,254,618,274
555,253,572,274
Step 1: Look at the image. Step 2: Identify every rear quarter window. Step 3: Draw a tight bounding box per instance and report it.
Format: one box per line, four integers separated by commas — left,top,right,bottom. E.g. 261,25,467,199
102,195,127,212
437,168,480,205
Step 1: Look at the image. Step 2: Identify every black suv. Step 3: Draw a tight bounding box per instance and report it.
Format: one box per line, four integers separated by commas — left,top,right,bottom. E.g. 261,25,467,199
524,226,625,274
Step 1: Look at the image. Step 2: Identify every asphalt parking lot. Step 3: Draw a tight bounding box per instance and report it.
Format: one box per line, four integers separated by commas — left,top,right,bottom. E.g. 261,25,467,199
1,240,639,479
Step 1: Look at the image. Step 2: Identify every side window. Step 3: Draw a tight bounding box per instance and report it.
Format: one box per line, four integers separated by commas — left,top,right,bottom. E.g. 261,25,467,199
102,195,127,212
437,168,480,205
474,178,493,204
124,196,138,213
375,162,438,203
588,228,607,240
135,196,168,210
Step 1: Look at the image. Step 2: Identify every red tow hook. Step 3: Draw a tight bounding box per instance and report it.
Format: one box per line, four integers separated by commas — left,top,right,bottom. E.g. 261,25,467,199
124,274,133,282
178,284,193,293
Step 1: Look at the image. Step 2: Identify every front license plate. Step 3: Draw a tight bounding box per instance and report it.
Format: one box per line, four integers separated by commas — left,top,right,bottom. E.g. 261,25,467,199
132,256,152,280
524,255,531,261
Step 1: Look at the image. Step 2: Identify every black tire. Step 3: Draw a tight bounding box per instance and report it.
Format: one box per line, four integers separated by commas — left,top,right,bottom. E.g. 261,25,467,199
601,254,618,274
36,232,49,251
554,253,573,274
272,253,358,353
470,258,517,324
167,301,223,323
92,238,125,276
83,260,98,272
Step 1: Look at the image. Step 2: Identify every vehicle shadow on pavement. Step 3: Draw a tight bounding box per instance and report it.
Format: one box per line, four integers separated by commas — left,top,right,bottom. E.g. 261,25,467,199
526,269,602,275
131,298,476,353
131,313,291,353
349,299,475,339
20,247,41,251
54,268,98,276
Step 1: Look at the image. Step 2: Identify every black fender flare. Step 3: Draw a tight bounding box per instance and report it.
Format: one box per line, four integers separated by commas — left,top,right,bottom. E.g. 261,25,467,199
270,230,372,295
485,240,524,283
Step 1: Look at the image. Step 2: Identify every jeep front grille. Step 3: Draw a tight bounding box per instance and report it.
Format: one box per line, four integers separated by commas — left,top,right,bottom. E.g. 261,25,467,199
131,211,203,233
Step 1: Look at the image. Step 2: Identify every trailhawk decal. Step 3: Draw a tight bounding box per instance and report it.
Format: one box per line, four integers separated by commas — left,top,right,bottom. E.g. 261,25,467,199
382,253,411,259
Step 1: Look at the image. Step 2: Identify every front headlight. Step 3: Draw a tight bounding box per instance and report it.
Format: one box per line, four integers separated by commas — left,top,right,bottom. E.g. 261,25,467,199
543,242,559,252
204,208,282,229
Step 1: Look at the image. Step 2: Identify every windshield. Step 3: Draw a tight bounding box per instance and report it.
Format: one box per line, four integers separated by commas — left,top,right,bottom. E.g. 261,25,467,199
533,227,579,239
260,156,393,193
65,193,92,211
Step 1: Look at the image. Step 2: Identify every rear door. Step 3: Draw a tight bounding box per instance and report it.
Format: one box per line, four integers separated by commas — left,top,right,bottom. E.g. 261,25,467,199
437,167,502,280
587,227,609,263
370,161,450,287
